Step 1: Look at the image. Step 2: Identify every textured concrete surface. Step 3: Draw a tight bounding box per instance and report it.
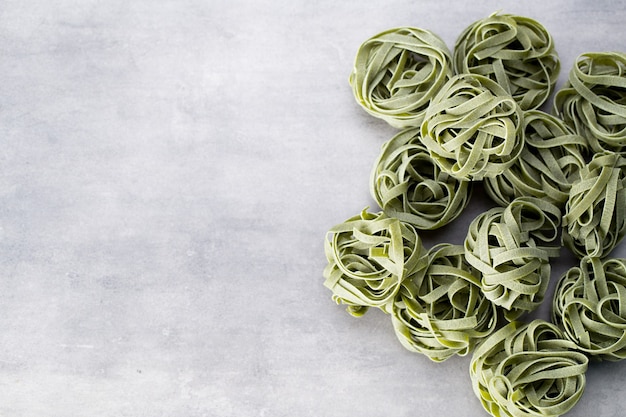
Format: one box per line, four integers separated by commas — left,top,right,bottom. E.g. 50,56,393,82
2,1,626,416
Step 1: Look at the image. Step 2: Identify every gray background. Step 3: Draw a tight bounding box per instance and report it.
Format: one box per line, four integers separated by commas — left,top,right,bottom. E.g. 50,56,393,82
2,0,626,416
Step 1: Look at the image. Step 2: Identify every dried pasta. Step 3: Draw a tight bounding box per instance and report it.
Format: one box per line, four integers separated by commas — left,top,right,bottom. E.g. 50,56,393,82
554,52,626,153
464,197,561,320
454,12,559,111
370,127,472,230
470,320,588,417
349,27,453,128
420,73,524,181
484,110,587,208
391,243,498,362
323,209,427,316
562,152,626,259
552,256,626,361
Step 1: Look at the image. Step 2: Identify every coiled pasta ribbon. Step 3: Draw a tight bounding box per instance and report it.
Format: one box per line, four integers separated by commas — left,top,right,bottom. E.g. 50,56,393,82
554,52,626,153
454,12,560,111
562,152,626,259
349,27,453,129
390,243,498,362
552,256,626,361
420,73,524,181
323,209,427,316
484,110,588,208
464,197,561,320
370,127,472,230
470,320,588,417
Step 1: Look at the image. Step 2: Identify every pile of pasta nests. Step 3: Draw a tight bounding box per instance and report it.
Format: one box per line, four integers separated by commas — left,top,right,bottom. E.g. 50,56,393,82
322,11,626,417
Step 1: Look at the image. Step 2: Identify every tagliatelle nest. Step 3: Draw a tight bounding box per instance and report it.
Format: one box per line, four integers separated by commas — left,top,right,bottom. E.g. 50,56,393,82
370,127,472,230
484,110,588,208
390,243,499,362
349,26,453,129
323,209,427,316
420,73,524,181
552,256,626,361
325,11,626,417
454,12,560,111
562,152,626,259
470,320,588,417
464,197,561,321
554,52,626,154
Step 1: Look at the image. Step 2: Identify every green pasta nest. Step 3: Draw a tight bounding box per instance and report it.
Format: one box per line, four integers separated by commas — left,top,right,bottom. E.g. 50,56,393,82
454,12,560,111
562,152,626,259
464,197,561,321
554,52,626,154
323,209,427,316
470,320,588,417
391,243,499,362
552,256,626,361
484,110,588,208
349,27,453,129
370,127,473,230
325,10,626,417
420,73,525,181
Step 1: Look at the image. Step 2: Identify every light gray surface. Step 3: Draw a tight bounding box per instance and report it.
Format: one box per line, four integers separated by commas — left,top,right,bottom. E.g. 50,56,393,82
2,0,626,416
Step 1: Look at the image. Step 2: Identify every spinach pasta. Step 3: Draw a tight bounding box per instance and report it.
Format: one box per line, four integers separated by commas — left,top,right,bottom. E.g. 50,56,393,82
562,152,626,259
552,256,626,361
554,52,626,154
370,127,472,230
323,209,427,316
391,243,498,362
349,27,453,129
470,320,588,417
454,12,560,111
325,11,626,417
420,73,524,181
484,110,588,208
464,197,561,320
